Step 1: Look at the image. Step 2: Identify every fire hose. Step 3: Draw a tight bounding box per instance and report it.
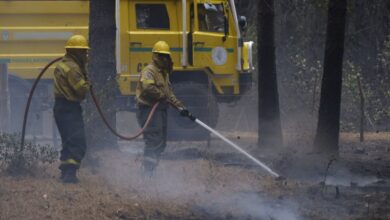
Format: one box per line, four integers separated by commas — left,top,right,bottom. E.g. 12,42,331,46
89,88,159,141
21,58,281,178
20,57,159,150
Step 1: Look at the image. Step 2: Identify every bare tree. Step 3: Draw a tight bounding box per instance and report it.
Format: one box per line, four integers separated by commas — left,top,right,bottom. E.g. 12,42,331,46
257,0,283,148
314,0,347,154
87,0,117,149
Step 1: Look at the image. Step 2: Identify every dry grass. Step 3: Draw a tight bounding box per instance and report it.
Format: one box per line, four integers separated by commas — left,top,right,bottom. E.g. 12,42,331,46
0,134,389,219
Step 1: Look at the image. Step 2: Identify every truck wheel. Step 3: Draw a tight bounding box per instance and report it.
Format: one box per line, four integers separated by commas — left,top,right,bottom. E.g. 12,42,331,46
167,82,219,140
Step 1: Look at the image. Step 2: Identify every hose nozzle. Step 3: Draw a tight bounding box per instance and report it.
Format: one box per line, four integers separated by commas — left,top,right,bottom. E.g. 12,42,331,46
177,106,197,121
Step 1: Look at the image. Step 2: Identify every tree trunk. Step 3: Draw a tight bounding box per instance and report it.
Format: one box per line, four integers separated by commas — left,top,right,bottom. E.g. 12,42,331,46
86,0,117,149
314,0,347,154
257,0,283,148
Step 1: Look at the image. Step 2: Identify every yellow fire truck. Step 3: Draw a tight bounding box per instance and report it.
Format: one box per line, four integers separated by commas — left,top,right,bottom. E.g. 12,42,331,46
0,0,253,139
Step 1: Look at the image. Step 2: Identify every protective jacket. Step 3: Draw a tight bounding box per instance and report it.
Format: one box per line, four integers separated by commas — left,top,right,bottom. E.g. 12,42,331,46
54,54,90,102
136,58,183,108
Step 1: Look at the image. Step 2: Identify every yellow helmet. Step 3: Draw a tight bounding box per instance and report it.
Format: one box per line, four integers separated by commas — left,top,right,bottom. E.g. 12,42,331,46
152,41,171,55
65,35,89,49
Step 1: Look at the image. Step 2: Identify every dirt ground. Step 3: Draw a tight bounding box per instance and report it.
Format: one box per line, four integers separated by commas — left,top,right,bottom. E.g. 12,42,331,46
0,132,389,220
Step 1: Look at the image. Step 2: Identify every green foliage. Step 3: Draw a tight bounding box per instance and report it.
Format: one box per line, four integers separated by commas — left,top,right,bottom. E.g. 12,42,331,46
381,36,390,68
340,61,362,131
370,35,390,129
235,1,390,132
0,133,57,176
288,54,322,112
341,35,390,131
273,0,390,132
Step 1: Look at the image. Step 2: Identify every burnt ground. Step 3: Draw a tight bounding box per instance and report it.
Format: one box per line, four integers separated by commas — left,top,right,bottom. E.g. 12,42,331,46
0,132,389,220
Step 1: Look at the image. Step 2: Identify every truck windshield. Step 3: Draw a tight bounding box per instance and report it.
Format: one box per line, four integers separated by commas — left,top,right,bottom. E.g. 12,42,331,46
198,3,225,33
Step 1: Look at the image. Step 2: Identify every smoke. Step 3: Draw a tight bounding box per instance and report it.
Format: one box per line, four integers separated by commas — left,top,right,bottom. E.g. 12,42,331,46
97,145,304,219
195,192,303,220
106,90,305,219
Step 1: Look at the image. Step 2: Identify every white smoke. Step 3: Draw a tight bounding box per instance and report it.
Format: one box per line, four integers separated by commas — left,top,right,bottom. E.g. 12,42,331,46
98,147,303,219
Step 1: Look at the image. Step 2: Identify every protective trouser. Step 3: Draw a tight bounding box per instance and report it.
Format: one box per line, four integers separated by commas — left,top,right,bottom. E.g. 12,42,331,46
136,104,167,174
54,98,87,171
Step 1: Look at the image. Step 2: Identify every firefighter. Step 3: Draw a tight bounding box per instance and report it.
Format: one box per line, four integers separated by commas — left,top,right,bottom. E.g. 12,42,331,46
136,41,191,176
53,35,90,183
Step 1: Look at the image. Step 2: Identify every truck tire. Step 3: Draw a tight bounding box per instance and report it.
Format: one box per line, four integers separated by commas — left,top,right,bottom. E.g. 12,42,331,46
167,82,219,140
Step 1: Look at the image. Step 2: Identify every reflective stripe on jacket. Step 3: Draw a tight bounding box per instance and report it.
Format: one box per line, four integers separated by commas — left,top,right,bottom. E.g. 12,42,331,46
54,54,90,102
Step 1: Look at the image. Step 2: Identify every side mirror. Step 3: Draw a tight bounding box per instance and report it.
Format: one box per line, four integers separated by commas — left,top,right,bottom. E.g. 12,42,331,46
238,16,247,32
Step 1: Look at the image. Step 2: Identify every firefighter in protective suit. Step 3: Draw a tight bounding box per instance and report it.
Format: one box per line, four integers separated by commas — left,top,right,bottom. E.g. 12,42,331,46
53,35,90,183
136,41,192,176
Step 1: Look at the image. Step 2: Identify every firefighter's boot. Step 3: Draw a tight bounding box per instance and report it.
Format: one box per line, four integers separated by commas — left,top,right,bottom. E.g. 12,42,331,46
60,164,79,184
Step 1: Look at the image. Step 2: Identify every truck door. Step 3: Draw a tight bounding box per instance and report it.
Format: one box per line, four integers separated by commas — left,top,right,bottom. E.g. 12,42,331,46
128,1,180,77
192,1,237,75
